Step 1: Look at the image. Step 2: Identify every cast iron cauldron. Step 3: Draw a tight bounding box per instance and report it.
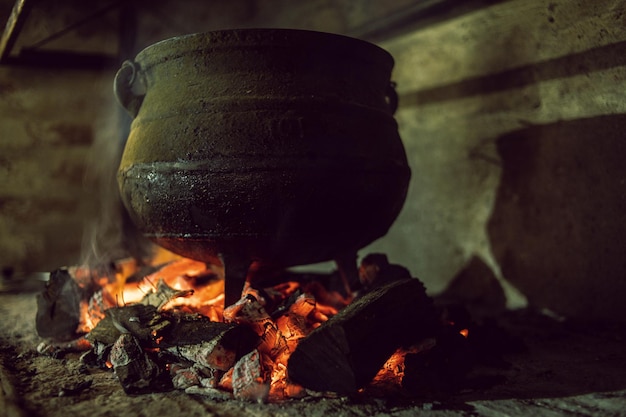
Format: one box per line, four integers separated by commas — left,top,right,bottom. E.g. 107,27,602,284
114,29,410,306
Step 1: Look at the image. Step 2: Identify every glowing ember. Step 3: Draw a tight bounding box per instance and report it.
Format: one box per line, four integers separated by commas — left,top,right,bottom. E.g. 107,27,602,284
68,248,349,401
37,248,453,402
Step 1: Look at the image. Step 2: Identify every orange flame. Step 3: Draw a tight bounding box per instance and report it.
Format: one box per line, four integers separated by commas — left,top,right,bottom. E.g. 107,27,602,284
74,248,409,401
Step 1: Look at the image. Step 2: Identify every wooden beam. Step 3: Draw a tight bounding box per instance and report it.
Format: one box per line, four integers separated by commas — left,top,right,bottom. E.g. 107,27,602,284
0,0,32,63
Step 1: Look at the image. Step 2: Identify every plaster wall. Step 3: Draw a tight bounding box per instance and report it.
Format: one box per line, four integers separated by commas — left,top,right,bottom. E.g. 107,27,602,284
1,0,625,321
371,0,626,320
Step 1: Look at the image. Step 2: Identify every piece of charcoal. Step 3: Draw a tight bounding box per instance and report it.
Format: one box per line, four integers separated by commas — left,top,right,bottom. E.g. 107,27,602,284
139,278,194,310
287,278,439,395
87,305,259,374
159,312,259,361
169,362,224,390
79,341,112,369
85,304,168,346
165,322,258,371
170,363,202,389
223,295,288,360
36,269,85,342
36,336,92,359
275,293,316,351
109,333,171,394
232,349,270,402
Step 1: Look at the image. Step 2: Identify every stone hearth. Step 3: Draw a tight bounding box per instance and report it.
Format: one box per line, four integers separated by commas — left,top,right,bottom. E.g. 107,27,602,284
1,290,625,417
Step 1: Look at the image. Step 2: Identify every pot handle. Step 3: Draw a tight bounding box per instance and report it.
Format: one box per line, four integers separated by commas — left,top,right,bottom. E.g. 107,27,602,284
386,81,399,115
114,60,146,118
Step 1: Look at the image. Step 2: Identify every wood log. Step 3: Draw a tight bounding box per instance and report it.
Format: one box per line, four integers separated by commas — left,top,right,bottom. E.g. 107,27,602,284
287,278,438,395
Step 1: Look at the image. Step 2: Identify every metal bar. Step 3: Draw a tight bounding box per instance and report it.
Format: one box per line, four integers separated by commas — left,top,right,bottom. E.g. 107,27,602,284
0,0,32,63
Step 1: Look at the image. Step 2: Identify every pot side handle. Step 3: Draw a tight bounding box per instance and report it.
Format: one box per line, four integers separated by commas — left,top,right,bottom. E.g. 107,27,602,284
114,60,146,118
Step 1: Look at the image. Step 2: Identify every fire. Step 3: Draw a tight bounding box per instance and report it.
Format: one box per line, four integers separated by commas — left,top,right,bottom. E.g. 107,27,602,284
75,253,226,333
369,341,433,391
38,249,482,400
372,349,408,389
72,248,344,401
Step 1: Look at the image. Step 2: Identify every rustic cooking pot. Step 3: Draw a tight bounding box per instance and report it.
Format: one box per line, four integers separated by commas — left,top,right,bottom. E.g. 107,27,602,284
114,29,410,304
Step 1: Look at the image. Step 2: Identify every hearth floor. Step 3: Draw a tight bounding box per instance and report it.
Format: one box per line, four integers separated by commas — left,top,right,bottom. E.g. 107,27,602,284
1,291,625,417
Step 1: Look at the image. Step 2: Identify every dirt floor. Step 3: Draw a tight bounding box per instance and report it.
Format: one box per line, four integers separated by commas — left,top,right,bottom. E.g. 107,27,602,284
1,290,626,417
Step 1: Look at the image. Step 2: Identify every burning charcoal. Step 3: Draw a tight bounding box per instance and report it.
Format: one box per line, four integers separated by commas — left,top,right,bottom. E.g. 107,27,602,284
275,293,316,351
79,341,112,369
167,339,236,372
85,304,169,346
36,268,85,342
259,321,289,361
267,360,307,401
199,368,225,389
139,278,194,310
267,286,303,319
163,317,258,373
36,337,92,359
218,367,233,391
160,314,259,366
287,278,439,395
223,294,271,333
170,363,199,389
109,332,171,394
232,349,270,402
223,295,288,360
284,383,306,399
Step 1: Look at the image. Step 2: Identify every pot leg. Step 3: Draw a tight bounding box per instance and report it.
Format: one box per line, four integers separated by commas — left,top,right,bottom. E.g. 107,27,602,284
221,252,252,309
334,252,359,300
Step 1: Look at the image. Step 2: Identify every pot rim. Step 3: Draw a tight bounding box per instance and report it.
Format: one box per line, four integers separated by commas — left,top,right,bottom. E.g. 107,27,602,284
133,28,394,70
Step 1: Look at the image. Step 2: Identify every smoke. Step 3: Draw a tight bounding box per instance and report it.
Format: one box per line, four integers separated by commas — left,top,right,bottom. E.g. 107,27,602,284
80,105,153,268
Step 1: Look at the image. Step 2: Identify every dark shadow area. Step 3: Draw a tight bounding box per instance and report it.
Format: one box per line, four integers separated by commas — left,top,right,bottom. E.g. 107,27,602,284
432,308,626,404
435,256,507,319
487,114,626,321
401,114,626,406
383,114,626,407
